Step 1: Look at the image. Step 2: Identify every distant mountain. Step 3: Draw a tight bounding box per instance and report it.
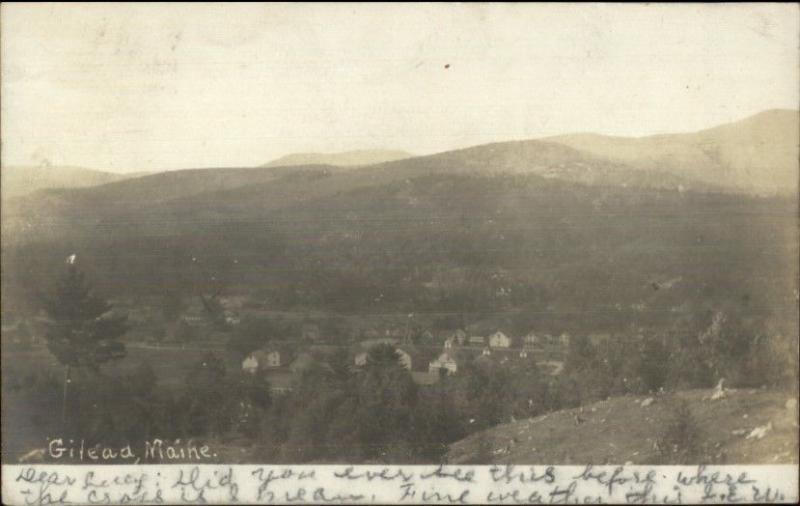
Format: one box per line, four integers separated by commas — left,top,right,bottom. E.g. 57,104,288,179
262,149,413,168
546,109,799,195
1,165,136,198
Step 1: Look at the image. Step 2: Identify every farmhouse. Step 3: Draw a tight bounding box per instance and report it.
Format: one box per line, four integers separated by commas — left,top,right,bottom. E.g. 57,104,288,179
242,355,258,374
242,348,282,373
224,311,241,326
522,332,540,347
395,348,413,370
488,331,512,348
428,352,458,375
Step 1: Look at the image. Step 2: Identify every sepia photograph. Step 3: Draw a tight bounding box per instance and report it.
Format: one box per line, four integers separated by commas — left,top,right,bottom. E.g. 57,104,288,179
1,3,798,504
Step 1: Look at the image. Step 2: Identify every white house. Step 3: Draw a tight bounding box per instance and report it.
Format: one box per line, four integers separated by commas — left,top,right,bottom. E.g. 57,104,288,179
481,347,492,357
395,348,413,370
468,335,485,346
488,331,511,348
242,349,281,373
354,352,368,367
444,337,455,350
429,353,458,375
224,311,241,326
242,355,258,374
522,332,540,346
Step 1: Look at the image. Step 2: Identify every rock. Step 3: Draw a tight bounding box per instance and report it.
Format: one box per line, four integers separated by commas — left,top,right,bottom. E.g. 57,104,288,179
745,422,773,440
18,448,45,464
708,378,727,400
732,428,748,436
641,397,654,407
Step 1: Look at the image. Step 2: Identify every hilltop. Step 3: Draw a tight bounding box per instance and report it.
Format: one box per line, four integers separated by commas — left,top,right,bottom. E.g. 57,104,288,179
447,388,799,465
547,109,799,195
1,165,138,198
262,149,413,168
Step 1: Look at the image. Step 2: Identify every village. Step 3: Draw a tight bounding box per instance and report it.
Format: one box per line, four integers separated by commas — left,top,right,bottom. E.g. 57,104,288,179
240,325,583,392
0,291,621,395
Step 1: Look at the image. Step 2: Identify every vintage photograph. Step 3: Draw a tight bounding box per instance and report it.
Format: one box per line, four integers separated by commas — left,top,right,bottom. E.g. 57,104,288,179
2,3,798,472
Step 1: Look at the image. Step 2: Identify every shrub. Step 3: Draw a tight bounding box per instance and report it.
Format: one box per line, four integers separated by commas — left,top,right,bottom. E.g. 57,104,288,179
656,400,701,464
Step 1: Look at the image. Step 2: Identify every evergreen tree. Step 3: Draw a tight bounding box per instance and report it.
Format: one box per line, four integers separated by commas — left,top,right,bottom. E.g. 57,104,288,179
42,262,128,424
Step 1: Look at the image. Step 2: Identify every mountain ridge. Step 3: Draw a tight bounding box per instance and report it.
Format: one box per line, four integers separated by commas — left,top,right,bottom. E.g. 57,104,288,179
545,109,798,195
262,149,413,168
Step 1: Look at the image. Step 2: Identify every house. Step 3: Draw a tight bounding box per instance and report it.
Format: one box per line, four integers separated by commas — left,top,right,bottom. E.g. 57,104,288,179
481,347,492,357
519,349,529,359
354,352,368,367
242,348,282,373
522,332,540,347
454,329,467,345
420,329,434,341
242,355,258,374
558,332,571,347
488,331,512,348
468,335,485,346
428,352,458,375
301,323,321,341
224,311,241,326
395,348,413,370
444,337,455,350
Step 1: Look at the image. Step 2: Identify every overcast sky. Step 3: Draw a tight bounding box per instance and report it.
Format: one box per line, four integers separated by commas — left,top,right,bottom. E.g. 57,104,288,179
2,3,798,173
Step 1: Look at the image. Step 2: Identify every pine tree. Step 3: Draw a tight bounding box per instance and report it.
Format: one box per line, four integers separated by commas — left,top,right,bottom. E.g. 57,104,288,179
42,263,128,423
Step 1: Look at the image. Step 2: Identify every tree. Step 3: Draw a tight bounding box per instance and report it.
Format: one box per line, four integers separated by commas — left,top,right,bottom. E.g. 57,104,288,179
183,352,235,436
42,262,128,425
354,344,419,460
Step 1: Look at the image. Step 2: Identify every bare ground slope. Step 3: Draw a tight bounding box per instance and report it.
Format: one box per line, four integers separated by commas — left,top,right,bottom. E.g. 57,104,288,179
447,388,798,465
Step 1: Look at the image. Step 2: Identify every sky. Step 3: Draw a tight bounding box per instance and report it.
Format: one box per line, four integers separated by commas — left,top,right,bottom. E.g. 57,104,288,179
2,3,798,173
